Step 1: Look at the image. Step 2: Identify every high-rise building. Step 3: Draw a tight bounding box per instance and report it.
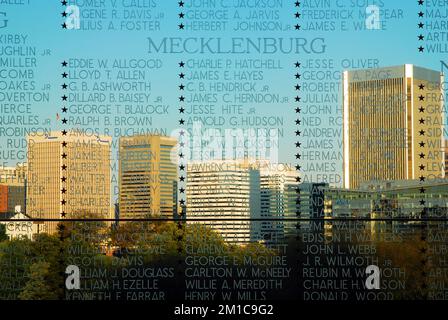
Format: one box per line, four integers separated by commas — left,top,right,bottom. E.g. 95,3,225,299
259,163,297,244
0,163,27,218
0,163,27,184
26,132,111,234
119,135,178,219
445,139,448,178
186,159,261,244
343,65,445,189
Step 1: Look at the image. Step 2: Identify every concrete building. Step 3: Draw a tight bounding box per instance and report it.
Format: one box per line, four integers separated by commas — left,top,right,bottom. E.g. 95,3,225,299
119,135,178,219
26,131,111,234
343,65,445,189
186,159,261,244
259,163,298,244
0,163,27,217
324,179,448,219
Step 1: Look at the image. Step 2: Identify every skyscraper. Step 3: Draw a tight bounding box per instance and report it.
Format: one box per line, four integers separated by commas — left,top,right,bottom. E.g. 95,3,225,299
445,139,448,178
343,65,445,189
259,163,298,244
119,135,178,219
186,159,261,244
26,132,111,234
0,163,27,217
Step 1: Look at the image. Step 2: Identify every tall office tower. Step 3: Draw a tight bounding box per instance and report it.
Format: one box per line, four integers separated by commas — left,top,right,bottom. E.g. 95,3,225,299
445,139,448,178
119,135,178,219
186,159,261,244
343,65,445,189
259,163,298,244
0,163,27,218
26,132,111,234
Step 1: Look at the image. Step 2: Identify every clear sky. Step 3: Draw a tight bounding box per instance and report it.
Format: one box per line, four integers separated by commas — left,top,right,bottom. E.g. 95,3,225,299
1,0,446,189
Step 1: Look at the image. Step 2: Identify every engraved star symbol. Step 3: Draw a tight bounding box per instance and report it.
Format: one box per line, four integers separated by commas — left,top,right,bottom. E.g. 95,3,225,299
179,119,185,125
419,164,425,170
295,24,301,30
179,12,185,18
295,73,301,79
62,118,68,124
295,84,301,90
179,23,184,29
418,0,424,5
179,73,185,79
61,177,67,182
61,11,67,17
179,176,185,182
61,0,67,5
62,107,68,112
61,83,68,89
61,211,66,217
418,46,424,52
61,199,66,205
61,153,67,159
295,62,301,68
179,107,185,113
179,84,185,90
62,141,67,147
418,12,424,17
179,61,185,67
418,22,424,28
62,129,67,135
295,164,301,170
419,95,425,101
295,107,301,113
62,23,67,29
419,141,426,147
295,142,302,147
419,118,425,124
61,164,67,170
61,188,67,194
295,12,301,18
419,129,425,136
179,164,185,170
62,72,68,78
419,84,425,90
419,106,425,113
418,35,424,41
179,188,185,193
179,96,185,102
178,1,184,6
61,61,68,67
419,153,425,159
295,1,300,6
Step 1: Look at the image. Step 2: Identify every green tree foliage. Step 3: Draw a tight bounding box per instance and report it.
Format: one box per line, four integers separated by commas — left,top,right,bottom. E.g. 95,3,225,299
0,224,7,242
18,261,59,300
0,239,33,299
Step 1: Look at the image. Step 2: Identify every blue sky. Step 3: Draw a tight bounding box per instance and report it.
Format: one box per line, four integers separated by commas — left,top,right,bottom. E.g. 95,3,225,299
1,0,446,188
